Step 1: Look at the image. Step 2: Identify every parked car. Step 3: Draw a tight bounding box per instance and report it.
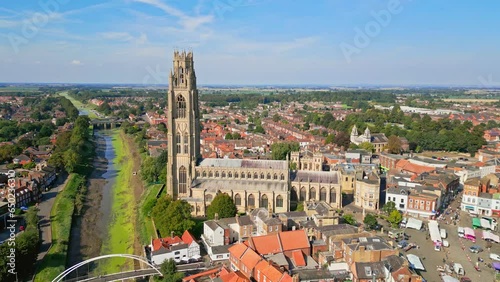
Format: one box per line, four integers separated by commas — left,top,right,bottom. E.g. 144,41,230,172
469,245,483,253
440,228,447,239
397,240,408,249
460,277,472,282
442,240,449,247
490,253,500,261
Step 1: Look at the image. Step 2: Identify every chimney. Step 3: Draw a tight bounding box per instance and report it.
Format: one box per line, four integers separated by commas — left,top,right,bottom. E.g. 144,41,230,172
215,213,219,221
171,231,174,238
359,246,366,252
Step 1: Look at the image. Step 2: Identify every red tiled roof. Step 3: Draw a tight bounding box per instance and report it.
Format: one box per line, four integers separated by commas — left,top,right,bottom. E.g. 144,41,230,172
151,236,183,251
249,234,282,255
240,248,262,270
182,230,196,245
220,270,250,282
228,243,248,259
291,250,306,267
395,159,435,175
278,230,309,251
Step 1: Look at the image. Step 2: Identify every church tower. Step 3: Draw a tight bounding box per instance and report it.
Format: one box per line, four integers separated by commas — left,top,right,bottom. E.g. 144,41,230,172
166,51,200,199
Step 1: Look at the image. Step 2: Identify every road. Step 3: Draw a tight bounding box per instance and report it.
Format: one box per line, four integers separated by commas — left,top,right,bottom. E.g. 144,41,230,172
36,173,69,263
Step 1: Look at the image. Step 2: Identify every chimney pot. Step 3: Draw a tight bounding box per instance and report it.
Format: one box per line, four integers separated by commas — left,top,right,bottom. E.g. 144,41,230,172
215,213,219,220
171,231,174,238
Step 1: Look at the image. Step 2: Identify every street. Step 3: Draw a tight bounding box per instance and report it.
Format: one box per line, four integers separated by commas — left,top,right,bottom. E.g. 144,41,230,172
36,173,69,263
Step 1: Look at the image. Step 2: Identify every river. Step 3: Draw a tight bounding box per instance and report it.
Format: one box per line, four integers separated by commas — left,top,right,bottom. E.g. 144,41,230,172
67,130,117,274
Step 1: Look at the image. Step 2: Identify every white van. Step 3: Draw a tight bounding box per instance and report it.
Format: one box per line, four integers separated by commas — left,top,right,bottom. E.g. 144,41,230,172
440,228,447,239
457,227,465,238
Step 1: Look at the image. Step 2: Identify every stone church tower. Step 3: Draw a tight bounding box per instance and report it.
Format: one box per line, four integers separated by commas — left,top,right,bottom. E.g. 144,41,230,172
166,51,201,199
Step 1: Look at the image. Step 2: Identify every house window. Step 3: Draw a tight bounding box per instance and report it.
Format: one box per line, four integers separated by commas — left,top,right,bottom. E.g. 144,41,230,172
409,199,413,203
280,174,285,180
273,174,278,180
209,171,213,177
268,226,272,232
276,195,283,207
215,171,220,177
260,173,264,179
247,172,251,178
267,173,271,179
221,171,226,178
234,194,241,206
174,251,180,255
228,172,232,178
202,171,207,177
176,95,186,118
234,172,239,178
401,199,404,203
179,166,187,194
254,172,258,179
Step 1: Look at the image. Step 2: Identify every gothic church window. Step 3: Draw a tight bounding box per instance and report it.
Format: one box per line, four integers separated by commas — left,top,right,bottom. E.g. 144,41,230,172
248,194,255,207
179,166,187,194
260,195,268,208
176,133,181,152
184,132,189,154
310,188,316,200
320,188,327,201
176,95,186,118
330,189,336,203
234,194,241,206
280,174,285,180
267,173,271,180
276,195,283,208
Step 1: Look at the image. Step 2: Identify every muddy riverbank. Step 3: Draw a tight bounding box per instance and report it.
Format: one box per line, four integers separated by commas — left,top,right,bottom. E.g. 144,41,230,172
67,132,116,271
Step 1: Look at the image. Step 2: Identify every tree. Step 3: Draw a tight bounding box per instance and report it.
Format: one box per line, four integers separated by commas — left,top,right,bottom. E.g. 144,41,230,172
254,125,265,134
325,134,335,145
206,193,237,220
334,132,350,148
271,142,300,160
386,135,402,154
232,132,241,140
359,142,374,153
382,201,396,215
152,197,195,237
157,123,167,133
154,259,184,282
272,113,281,122
363,213,378,230
342,214,356,225
234,118,240,124
387,210,402,228
224,133,233,140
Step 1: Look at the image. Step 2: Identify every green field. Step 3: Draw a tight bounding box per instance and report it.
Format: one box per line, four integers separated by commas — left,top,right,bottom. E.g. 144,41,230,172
59,91,99,119
98,130,136,273
35,174,86,282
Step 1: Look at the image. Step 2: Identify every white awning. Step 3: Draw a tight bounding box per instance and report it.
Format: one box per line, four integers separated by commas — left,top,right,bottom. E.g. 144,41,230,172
483,230,500,243
406,254,425,270
181,257,190,262
191,254,202,260
406,218,423,230
441,275,459,282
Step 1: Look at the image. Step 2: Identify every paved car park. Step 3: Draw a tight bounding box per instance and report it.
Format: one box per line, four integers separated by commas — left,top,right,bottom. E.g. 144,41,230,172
395,210,499,281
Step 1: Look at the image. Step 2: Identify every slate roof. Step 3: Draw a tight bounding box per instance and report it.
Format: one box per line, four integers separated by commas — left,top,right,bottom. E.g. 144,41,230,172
198,158,288,170
290,171,339,184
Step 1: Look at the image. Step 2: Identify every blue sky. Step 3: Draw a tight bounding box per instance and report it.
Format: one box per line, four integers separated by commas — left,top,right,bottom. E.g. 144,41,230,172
1,0,500,86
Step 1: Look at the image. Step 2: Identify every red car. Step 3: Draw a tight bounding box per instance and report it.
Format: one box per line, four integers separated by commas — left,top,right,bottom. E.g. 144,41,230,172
460,277,472,282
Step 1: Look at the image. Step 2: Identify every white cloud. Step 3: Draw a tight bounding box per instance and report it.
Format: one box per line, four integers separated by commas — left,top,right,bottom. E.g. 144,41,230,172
0,19,18,28
99,31,148,44
71,60,82,65
133,0,214,31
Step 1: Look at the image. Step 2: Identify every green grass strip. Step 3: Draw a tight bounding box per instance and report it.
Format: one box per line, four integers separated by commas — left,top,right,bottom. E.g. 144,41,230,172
98,130,136,273
34,173,86,282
